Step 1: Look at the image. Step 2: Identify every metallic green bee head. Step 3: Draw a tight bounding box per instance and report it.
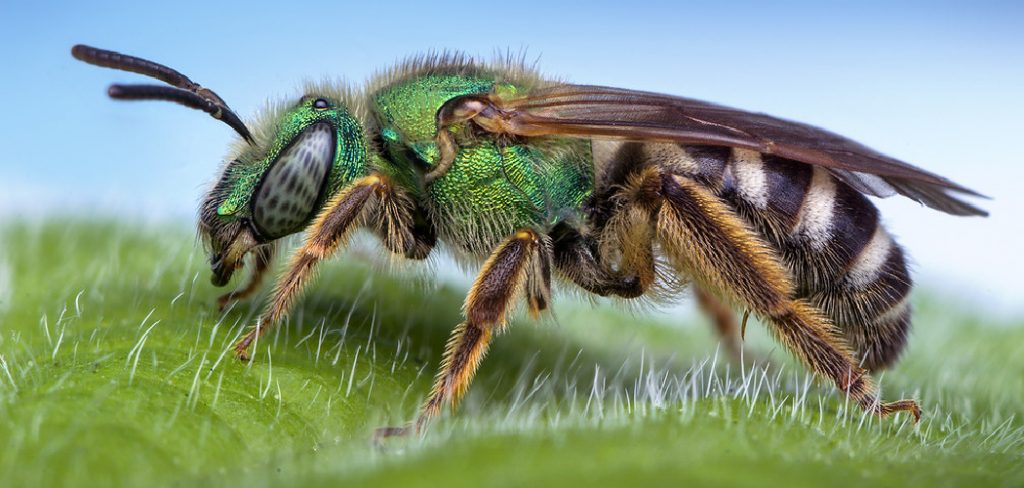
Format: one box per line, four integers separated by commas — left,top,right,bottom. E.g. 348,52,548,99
200,93,369,286
72,45,370,286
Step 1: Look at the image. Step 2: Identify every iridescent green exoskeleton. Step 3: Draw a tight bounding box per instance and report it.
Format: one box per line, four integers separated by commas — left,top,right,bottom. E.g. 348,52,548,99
73,45,988,438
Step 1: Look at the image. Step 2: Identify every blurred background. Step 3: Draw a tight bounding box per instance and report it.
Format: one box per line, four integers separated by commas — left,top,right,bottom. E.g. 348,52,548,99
0,0,1021,314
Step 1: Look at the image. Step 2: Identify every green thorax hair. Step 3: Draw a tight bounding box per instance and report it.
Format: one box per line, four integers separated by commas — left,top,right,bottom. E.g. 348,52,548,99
205,53,595,259
367,58,594,254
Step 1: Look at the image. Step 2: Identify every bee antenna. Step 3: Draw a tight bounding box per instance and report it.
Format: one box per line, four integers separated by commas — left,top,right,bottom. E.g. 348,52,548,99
71,44,255,144
107,84,254,143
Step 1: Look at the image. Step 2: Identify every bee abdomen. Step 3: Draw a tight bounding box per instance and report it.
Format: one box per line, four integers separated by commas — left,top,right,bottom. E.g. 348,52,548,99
710,149,880,279
810,230,913,370
776,156,912,367
686,146,912,370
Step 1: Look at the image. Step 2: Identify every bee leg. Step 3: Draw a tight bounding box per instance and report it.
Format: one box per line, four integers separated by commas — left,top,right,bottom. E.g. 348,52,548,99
374,199,436,260
693,286,747,364
375,229,550,439
595,168,754,363
550,223,644,298
216,244,276,311
234,174,402,361
656,172,920,421
594,170,661,296
525,234,554,320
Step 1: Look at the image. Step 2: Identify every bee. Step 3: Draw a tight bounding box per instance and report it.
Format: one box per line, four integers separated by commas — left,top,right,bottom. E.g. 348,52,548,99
72,44,986,437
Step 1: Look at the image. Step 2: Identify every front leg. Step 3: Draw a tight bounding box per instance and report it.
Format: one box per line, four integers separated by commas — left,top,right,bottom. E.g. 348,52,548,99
377,229,552,438
217,244,276,311
234,173,416,360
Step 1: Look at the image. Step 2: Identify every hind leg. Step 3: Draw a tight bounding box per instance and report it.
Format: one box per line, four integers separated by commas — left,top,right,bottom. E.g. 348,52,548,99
653,170,919,420
693,286,748,363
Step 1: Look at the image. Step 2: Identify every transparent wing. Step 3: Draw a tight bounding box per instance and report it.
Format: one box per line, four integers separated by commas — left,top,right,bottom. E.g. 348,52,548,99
487,85,986,216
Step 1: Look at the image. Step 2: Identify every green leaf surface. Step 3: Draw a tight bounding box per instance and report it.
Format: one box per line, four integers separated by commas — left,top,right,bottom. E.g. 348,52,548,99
1,220,1021,487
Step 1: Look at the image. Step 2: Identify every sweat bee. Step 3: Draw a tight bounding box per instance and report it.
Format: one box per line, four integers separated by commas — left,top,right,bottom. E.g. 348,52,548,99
72,44,986,437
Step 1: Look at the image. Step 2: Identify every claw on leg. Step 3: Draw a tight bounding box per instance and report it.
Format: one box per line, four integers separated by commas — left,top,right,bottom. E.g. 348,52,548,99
217,288,255,312
878,399,922,423
234,325,262,361
372,425,414,447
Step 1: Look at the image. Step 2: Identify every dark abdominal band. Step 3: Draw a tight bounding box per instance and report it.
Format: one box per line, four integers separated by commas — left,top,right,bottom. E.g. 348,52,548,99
699,145,912,371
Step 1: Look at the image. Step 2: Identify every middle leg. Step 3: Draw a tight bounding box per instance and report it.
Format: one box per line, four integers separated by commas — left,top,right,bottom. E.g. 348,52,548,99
378,229,552,437
549,222,644,298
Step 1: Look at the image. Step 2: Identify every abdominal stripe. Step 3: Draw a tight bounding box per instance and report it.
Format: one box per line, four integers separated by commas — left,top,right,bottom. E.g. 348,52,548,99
665,143,912,369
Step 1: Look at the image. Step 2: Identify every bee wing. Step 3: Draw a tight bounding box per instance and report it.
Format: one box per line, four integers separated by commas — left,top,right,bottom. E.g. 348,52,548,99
492,85,987,216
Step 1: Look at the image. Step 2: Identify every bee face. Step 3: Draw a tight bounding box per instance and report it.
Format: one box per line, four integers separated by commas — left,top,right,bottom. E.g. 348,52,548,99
199,95,349,286
198,210,251,287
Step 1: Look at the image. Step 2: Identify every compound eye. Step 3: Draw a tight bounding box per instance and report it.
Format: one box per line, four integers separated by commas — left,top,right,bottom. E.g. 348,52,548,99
313,98,330,110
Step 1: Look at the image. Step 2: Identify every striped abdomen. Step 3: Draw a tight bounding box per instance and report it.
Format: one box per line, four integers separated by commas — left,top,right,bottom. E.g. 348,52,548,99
655,144,913,371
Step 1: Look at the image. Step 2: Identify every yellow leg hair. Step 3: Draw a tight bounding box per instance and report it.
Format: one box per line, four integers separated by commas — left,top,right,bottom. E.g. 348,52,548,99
234,174,394,360
657,173,919,420
376,229,549,439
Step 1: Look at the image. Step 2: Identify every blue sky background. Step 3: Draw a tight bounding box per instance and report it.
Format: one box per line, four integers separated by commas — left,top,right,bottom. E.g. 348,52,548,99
1,1,1022,315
